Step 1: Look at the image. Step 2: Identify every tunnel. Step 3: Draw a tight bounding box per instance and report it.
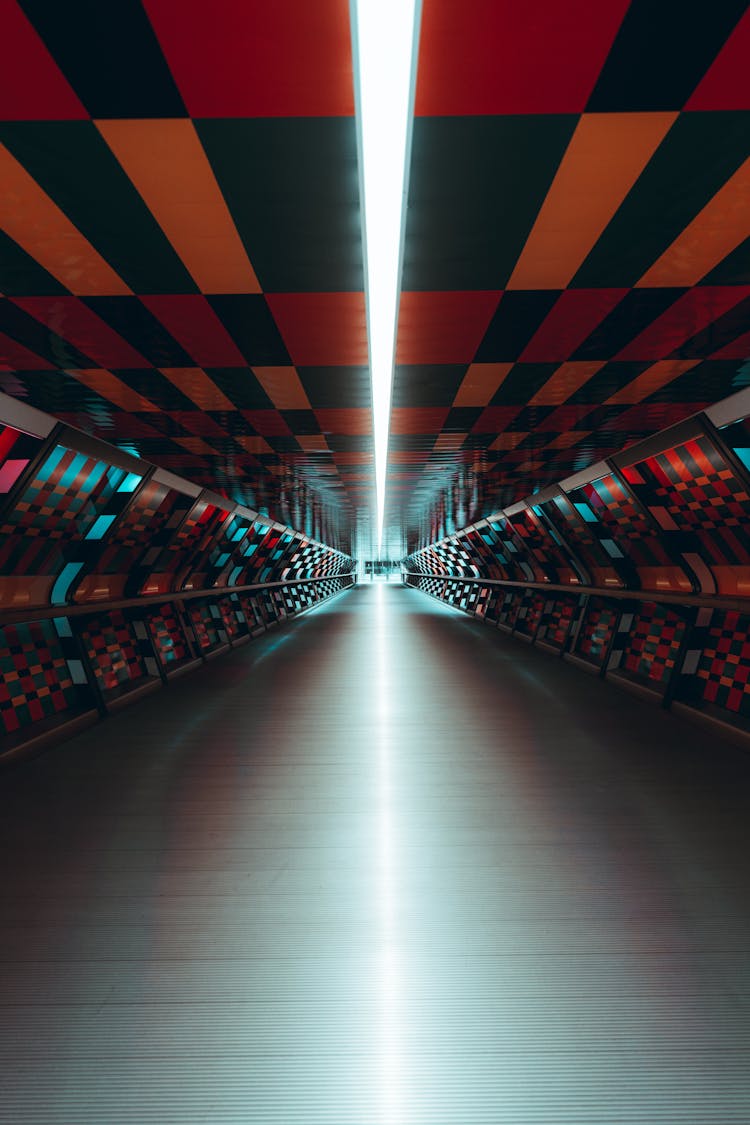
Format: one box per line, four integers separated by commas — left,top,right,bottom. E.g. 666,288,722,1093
1,2,750,1122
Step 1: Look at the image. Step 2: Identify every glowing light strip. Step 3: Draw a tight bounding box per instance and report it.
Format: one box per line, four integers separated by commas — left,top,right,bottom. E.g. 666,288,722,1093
352,0,421,551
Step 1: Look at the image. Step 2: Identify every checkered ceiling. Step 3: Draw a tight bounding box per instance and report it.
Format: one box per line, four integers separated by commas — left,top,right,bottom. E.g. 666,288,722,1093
1,1,749,558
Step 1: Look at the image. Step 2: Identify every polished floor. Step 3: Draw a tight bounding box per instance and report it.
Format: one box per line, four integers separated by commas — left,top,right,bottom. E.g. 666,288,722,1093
1,583,750,1123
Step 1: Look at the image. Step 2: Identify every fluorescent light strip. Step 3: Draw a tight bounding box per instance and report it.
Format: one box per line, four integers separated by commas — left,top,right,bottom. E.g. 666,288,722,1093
352,0,421,552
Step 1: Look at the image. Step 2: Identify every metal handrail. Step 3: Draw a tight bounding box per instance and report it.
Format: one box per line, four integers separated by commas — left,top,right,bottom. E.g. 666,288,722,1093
402,571,750,614
0,572,357,627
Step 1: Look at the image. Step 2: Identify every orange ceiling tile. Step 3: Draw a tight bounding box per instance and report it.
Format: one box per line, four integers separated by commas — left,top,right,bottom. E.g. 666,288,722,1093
97,119,261,295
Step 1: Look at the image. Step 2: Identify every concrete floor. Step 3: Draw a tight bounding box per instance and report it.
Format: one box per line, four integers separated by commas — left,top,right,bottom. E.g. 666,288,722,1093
1,583,750,1123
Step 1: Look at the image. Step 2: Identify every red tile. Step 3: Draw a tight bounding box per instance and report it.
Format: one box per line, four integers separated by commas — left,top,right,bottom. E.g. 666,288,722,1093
519,289,627,362
242,410,293,437
267,293,367,366
686,9,750,109
0,1,87,120
0,332,50,370
614,287,750,361
471,406,522,433
396,291,501,364
415,0,628,115
140,295,247,367
13,297,149,369
314,408,371,435
390,408,449,435
711,328,750,360
144,0,354,116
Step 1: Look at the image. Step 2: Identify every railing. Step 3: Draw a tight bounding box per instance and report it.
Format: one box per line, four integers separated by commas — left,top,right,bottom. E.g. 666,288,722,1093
0,573,356,765
403,570,750,747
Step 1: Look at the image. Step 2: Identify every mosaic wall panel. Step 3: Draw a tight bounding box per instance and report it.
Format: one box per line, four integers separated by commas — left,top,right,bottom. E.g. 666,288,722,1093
189,602,224,652
82,611,147,694
564,472,692,593
692,610,750,719
0,618,79,735
623,433,750,596
575,598,619,667
620,603,687,688
515,590,545,639
506,507,583,585
538,492,625,588
497,589,524,629
147,604,191,667
537,595,579,651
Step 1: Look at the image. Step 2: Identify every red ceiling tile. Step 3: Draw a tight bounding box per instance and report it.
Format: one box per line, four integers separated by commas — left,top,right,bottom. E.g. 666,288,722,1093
0,1,87,120
614,286,750,361
267,293,367,366
0,332,50,370
390,408,450,435
13,297,150,368
711,328,750,360
141,295,247,367
519,289,627,362
686,9,750,109
415,0,629,115
314,408,371,435
144,0,354,116
396,291,501,364
471,406,522,433
242,410,293,437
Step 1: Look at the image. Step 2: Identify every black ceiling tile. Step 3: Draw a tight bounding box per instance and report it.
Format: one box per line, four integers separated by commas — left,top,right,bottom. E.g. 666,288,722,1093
647,358,745,402
264,435,302,454
505,405,555,431
326,434,372,452
490,362,558,405
208,296,291,365
206,410,253,436
297,366,371,408
0,122,197,293
111,368,197,411
0,229,68,296
700,236,750,287
196,119,363,292
444,407,482,431
586,0,747,111
403,117,577,290
82,297,193,367
566,361,651,403
19,0,187,118
572,289,684,359
130,412,191,438
670,294,750,358
204,368,274,410
475,292,561,362
0,298,93,368
391,365,467,407
573,115,750,287
280,410,321,435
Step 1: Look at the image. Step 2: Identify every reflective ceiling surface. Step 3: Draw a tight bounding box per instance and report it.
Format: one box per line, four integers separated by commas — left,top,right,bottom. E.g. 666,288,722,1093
1,1,749,557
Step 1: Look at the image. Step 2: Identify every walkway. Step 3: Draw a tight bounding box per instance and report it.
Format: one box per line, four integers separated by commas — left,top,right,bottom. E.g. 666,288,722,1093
1,583,750,1123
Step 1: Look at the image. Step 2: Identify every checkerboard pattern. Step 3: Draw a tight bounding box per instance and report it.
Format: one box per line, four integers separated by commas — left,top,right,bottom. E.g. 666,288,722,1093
537,595,580,651
0,618,78,733
0,3,747,550
147,603,191,666
82,610,148,694
575,599,619,666
189,602,225,652
622,432,750,593
515,591,546,639
694,610,750,716
621,603,687,686
0,444,129,577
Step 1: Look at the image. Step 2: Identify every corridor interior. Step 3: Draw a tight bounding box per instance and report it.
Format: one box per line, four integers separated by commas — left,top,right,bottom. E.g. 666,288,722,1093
1,582,749,1123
